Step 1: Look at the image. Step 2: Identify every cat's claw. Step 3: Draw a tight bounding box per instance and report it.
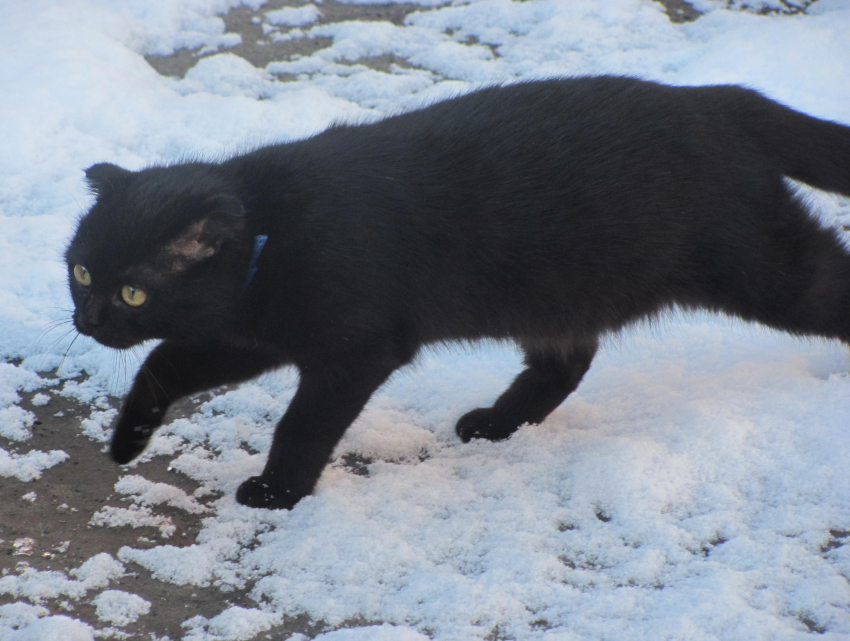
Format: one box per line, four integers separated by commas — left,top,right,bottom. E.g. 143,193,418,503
236,475,302,510
455,407,519,443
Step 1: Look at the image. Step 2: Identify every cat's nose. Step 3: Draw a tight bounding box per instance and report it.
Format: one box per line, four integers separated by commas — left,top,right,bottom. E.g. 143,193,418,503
76,297,108,334
75,314,95,335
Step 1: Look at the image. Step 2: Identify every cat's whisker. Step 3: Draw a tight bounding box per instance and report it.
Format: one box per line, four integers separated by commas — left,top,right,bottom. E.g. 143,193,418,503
35,306,75,315
34,320,73,350
140,362,168,402
109,350,120,397
117,350,126,397
128,346,144,390
36,317,73,333
122,349,135,396
48,327,77,350
58,332,81,376
145,345,182,384
117,350,129,398
35,325,77,358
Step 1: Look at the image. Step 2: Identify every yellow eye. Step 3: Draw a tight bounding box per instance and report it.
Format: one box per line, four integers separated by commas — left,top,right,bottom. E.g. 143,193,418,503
121,285,147,307
73,264,91,287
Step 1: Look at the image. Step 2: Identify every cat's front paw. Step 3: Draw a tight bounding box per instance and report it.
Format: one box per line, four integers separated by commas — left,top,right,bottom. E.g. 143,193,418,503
236,475,303,510
456,407,519,443
110,423,154,464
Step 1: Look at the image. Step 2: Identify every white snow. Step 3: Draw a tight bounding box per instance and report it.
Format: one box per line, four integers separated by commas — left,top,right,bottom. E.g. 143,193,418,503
90,505,178,538
0,364,49,441
265,4,322,27
92,589,152,626
0,553,125,604
0,448,69,482
30,393,50,407
114,474,212,514
0,603,95,641
78,408,118,443
312,626,431,641
2,0,850,639
183,607,283,641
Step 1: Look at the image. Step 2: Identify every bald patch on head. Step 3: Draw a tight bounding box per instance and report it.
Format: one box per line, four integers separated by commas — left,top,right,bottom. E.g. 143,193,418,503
161,219,223,273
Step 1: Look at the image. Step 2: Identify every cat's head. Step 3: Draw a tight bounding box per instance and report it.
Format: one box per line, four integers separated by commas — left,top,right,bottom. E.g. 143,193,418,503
66,162,248,349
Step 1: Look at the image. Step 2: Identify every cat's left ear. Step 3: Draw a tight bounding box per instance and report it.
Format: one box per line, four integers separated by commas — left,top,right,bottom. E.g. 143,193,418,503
85,163,132,194
165,196,245,268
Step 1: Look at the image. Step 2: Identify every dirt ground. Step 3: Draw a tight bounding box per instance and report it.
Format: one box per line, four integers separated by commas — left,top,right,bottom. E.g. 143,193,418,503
1,1,818,639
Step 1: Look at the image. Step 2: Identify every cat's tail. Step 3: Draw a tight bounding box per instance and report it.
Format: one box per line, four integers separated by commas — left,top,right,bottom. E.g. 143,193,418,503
722,86,850,197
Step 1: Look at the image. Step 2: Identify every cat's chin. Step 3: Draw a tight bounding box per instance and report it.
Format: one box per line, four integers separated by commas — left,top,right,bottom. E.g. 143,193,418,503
74,321,141,349
88,332,145,350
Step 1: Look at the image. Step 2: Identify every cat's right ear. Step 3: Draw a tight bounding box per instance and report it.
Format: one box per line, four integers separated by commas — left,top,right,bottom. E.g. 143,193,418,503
85,163,132,195
163,197,246,270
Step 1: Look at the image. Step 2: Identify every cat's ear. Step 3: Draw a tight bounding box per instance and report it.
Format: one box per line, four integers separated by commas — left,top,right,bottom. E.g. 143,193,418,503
85,163,132,194
164,197,245,269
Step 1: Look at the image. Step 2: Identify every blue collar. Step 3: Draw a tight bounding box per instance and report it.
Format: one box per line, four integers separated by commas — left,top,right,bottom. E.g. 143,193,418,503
243,234,268,290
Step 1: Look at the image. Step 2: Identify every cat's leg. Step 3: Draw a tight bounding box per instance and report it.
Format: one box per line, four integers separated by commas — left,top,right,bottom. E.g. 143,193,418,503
236,345,405,510
111,341,283,464
456,339,598,443
715,190,850,344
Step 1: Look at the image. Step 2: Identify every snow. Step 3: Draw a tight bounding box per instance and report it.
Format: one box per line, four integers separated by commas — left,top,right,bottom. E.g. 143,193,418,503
0,553,125,603
0,448,69,482
30,393,50,407
92,589,152,626
0,364,49,441
183,607,283,641
311,626,431,641
0,603,96,641
2,0,850,639
265,4,322,27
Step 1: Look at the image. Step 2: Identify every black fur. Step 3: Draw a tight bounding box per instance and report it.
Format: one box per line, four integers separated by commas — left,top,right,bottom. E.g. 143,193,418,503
65,76,850,509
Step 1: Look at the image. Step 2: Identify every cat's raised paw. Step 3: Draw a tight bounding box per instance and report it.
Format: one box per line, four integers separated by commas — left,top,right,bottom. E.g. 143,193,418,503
110,428,151,464
236,475,302,510
456,407,519,443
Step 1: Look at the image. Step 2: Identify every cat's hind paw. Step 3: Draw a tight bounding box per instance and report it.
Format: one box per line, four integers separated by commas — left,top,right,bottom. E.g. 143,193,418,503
455,407,520,443
236,475,303,510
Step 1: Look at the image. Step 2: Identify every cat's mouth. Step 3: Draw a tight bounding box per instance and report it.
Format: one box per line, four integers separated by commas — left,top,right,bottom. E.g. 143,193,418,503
74,322,143,350
93,335,142,350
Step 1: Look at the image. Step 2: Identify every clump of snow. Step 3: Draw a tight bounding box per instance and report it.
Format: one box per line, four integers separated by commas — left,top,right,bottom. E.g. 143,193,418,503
84,0,249,58
313,625,430,641
90,505,177,538
0,603,95,641
118,539,241,586
0,449,68,482
20,492,36,502
0,553,124,605
0,363,50,441
691,0,809,14
0,406,36,441
0,363,50,404
92,590,151,626
183,607,282,641
30,393,50,407
265,4,321,27
114,474,211,513
78,408,117,443
69,553,127,589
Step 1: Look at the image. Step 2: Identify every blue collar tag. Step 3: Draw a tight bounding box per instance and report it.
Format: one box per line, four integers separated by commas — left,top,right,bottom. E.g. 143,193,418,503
244,234,268,290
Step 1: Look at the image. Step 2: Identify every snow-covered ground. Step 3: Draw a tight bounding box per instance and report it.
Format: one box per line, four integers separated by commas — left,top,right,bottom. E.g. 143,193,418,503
2,0,850,639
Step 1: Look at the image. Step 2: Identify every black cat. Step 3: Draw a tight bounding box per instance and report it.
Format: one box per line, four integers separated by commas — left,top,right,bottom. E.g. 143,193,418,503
66,76,850,509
